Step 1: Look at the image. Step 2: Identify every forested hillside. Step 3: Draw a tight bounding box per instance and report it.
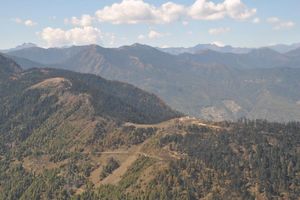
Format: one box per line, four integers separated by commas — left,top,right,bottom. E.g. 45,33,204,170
0,54,22,76
0,55,299,199
6,44,300,122
79,119,300,200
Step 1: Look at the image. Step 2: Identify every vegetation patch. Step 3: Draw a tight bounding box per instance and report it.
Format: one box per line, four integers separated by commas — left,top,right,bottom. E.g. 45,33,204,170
100,157,120,180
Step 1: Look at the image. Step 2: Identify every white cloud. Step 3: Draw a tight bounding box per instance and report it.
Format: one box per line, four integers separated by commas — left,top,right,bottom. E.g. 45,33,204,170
252,17,260,24
274,21,295,30
188,0,256,20
211,41,225,47
65,14,94,27
209,27,230,35
41,26,103,47
267,17,280,24
95,0,185,24
138,34,146,40
267,17,295,30
12,18,37,26
105,33,117,46
95,0,256,24
137,30,166,40
24,20,37,27
159,2,186,23
148,30,164,39
148,30,163,39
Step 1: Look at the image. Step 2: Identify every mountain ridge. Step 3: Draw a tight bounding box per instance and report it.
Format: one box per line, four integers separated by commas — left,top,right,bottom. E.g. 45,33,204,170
159,42,300,55
5,44,300,122
0,53,22,76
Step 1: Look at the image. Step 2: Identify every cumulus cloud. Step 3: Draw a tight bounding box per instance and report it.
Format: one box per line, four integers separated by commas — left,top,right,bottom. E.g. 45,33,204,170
65,14,94,27
138,30,166,40
189,0,256,20
148,30,164,39
104,32,117,46
137,30,168,40
209,27,230,35
95,0,256,24
24,20,37,27
12,18,37,26
95,0,185,24
41,26,103,47
267,17,295,30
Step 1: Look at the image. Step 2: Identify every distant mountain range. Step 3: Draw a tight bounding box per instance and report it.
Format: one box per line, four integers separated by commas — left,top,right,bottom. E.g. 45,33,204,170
159,42,300,55
267,43,300,54
5,43,300,121
2,42,300,55
159,43,252,54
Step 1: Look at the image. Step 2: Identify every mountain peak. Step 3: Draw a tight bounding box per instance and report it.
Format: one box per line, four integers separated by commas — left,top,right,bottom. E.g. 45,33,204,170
3,43,38,53
121,43,154,50
16,42,37,49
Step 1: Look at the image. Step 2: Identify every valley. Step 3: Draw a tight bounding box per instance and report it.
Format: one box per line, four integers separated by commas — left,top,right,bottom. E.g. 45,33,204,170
5,44,300,122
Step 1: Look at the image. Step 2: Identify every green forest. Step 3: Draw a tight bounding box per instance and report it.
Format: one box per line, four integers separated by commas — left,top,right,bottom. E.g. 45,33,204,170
0,55,299,199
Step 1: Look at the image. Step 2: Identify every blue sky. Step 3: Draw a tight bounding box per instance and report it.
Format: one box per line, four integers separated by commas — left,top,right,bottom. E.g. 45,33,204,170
0,0,299,49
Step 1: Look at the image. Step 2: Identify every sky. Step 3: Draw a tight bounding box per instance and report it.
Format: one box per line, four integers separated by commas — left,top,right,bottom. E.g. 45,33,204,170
0,0,299,49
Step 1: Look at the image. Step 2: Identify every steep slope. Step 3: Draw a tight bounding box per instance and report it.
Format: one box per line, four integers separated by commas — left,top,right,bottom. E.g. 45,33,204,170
0,53,180,153
0,115,299,199
0,53,22,76
6,55,45,69
89,118,299,200
6,44,300,121
0,56,180,176
0,69,180,126
54,46,300,122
